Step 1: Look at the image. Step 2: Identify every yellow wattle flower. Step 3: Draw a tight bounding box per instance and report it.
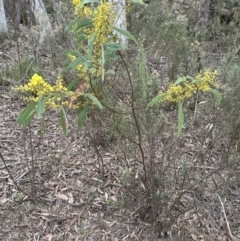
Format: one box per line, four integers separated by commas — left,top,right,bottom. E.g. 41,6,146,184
159,70,218,103
13,74,84,110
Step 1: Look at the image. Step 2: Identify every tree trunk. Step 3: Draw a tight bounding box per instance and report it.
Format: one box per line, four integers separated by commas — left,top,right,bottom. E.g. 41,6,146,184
0,0,8,32
109,0,127,46
14,0,20,30
30,0,52,45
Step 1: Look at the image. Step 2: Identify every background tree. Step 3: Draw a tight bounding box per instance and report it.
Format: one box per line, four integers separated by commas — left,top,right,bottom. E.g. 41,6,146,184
0,0,8,32
109,0,127,45
30,0,52,45
3,0,52,44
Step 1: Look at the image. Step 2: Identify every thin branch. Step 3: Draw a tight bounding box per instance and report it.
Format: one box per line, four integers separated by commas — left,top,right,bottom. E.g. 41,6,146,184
217,194,234,240
0,151,24,193
117,50,147,186
23,127,36,199
29,125,36,199
89,133,104,180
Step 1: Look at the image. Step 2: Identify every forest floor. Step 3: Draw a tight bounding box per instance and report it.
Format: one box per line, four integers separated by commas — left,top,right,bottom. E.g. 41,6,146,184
0,88,164,241
1,71,240,241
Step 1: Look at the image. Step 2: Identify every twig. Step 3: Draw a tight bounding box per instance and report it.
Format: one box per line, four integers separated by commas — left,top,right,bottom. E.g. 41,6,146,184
29,125,36,199
192,92,199,125
217,194,234,240
89,133,104,180
14,170,28,182
0,161,24,169
0,151,24,193
117,49,147,186
23,127,36,199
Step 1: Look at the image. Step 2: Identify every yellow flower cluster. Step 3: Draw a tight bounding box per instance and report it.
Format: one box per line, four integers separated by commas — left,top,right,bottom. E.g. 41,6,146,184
164,80,196,103
73,0,79,5
126,0,132,13
71,0,115,64
73,0,94,19
13,74,53,102
92,2,115,55
195,69,218,91
68,53,90,82
13,74,83,109
161,70,218,103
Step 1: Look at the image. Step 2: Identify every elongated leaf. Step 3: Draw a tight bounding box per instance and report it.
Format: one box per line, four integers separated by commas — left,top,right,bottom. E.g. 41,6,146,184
60,65,71,74
113,27,138,44
186,76,195,82
131,0,143,3
22,111,36,128
177,101,184,136
78,105,89,129
192,79,202,84
74,19,93,32
83,60,90,70
69,57,85,69
59,107,67,134
75,34,85,44
147,93,167,108
209,88,222,105
104,43,124,52
16,101,37,126
83,93,103,109
36,97,44,118
40,118,45,134
103,52,116,62
65,19,78,32
80,0,100,7
67,78,79,90
174,77,185,85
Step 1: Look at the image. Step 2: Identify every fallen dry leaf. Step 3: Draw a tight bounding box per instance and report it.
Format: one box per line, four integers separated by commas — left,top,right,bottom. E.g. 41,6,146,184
55,193,68,201
68,192,74,203
43,234,52,241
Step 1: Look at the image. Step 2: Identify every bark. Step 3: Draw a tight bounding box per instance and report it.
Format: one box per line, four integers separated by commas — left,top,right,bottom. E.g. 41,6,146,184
201,0,210,25
30,0,52,45
109,0,127,46
48,0,67,27
0,0,8,32
14,0,20,29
